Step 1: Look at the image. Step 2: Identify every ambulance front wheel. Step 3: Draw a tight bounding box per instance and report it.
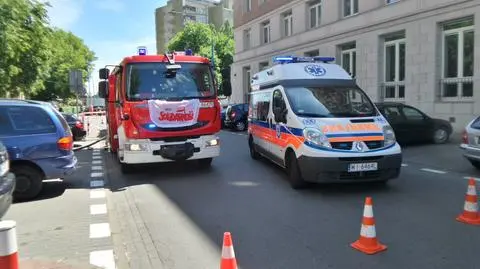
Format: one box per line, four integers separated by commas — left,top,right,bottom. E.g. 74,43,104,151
286,151,308,189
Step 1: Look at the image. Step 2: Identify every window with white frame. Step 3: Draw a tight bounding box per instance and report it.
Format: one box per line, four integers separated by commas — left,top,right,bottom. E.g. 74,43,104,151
340,42,356,78
245,0,251,12
259,62,269,71
383,33,406,100
282,10,293,37
243,28,251,50
441,17,474,99
308,0,321,29
343,0,358,17
261,21,271,44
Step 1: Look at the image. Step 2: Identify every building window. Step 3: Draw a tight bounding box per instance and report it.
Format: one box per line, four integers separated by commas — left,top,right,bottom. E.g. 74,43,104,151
308,0,321,29
243,28,251,50
340,43,356,78
386,0,400,4
259,62,269,71
245,0,251,12
304,49,319,57
382,33,405,100
261,21,271,44
441,17,474,99
282,10,293,37
343,0,358,17
243,67,251,101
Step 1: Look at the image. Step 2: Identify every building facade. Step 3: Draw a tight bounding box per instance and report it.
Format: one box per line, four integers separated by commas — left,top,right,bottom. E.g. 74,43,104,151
231,0,480,133
155,0,233,54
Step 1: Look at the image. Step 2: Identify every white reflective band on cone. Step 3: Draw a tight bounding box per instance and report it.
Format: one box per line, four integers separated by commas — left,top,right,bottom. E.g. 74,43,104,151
464,201,479,212
0,221,17,256
360,224,376,238
362,205,374,218
221,246,235,259
467,185,477,195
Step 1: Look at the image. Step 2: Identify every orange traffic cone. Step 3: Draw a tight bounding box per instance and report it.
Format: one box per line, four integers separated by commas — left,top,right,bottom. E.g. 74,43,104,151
220,232,237,269
351,197,387,255
456,178,480,225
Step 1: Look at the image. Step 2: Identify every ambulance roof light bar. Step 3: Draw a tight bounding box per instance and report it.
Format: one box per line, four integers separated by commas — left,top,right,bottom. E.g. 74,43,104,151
272,56,335,64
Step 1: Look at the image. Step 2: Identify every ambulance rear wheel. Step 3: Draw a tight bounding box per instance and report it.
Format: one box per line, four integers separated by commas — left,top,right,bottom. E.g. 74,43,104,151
249,136,260,160
286,152,307,189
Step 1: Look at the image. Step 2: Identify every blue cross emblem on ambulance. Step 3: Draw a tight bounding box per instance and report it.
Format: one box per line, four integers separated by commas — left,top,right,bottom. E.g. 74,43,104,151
304,65,326,77
275,124,281,138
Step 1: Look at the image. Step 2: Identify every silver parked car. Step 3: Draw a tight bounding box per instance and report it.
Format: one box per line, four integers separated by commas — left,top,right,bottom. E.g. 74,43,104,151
460,116,480,170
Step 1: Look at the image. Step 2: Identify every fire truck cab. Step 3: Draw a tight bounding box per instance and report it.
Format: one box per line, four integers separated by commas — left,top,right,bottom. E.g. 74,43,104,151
98,48,221,173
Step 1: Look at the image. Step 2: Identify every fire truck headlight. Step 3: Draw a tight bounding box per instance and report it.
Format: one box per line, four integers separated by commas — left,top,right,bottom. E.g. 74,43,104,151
206,138,219,147
126,143,148,151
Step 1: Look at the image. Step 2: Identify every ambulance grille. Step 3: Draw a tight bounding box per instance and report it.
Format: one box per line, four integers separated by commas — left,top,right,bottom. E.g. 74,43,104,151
331,141,384,150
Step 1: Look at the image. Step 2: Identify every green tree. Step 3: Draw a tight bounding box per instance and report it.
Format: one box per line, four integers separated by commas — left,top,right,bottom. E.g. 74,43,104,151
0,0,52,97
167,21,234,96
32,28,96,101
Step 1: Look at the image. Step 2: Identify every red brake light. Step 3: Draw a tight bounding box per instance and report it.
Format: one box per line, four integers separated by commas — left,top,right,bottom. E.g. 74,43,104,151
58,136,73,151
462,129,468,144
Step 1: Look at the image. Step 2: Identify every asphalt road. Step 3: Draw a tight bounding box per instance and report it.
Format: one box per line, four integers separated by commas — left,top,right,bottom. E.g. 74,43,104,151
105,130,480,269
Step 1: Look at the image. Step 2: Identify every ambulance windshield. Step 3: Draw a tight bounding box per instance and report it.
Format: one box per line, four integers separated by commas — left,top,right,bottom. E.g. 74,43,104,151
125,62,215,101
284,86,377,118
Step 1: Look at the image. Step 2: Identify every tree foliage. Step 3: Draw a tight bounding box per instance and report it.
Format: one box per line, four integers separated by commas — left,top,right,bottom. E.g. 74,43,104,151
167,21,234,96
0,0,96,100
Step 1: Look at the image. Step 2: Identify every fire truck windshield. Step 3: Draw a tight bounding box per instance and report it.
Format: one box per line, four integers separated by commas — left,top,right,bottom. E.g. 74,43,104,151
125,62,215,101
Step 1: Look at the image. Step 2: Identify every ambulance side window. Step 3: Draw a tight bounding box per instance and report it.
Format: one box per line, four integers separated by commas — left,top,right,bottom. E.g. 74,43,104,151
272,90,285,110
251,92,270,122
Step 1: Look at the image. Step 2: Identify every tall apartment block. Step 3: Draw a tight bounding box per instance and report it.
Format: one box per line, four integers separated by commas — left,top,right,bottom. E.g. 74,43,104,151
230,0,480,132
155,0,233,54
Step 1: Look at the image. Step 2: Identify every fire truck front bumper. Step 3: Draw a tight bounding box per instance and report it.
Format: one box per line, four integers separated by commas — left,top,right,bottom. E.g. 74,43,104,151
120,135,220,164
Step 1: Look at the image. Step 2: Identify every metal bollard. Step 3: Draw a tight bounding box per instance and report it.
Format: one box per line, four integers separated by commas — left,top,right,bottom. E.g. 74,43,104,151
0,220,19,269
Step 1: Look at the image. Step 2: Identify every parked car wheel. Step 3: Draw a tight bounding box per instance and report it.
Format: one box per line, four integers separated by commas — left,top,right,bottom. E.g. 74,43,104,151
469,160,480,170
11,164,44,200
235,121,246,131
433,127,450,144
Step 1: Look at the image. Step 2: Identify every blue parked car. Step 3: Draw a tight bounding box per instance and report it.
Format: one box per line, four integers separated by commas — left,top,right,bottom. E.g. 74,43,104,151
0,99,77,200
0,141,15,218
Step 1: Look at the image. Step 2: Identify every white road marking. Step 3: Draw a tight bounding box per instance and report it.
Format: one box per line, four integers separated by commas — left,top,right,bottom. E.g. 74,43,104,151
463,176,480,182
92,166,103,170
90,189,106,199
92,160,102,165
90,250,116,269
401,163,408,167
93,156,102,160
90,204,107,215
90,180,104,188
92,152,101,156
91,172,104,178
421,168,447,174
89,223,111,238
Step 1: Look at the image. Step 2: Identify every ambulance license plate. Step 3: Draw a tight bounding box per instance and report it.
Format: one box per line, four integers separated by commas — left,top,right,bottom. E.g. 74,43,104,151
348,162,378,172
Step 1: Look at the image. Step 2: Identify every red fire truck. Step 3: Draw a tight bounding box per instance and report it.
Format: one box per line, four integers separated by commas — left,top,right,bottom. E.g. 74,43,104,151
98,48,221,173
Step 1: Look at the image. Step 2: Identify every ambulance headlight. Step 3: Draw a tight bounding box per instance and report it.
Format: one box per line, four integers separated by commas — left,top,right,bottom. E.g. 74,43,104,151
383,125,396,147
303,128,331,148
125,143,148,151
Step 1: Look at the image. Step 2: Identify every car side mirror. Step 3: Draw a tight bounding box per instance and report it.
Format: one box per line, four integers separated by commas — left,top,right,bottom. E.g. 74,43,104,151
98,81,108,98
99,68,110,80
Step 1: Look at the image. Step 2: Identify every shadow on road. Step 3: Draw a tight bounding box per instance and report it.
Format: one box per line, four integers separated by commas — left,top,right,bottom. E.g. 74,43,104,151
13,180,67,204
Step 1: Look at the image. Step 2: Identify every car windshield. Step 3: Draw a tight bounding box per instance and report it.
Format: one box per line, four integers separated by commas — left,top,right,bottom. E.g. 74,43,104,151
284,86,377,118
126,62,215,101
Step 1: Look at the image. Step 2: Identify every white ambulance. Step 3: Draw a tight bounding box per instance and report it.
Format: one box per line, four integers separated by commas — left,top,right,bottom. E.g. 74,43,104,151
248,56,402,189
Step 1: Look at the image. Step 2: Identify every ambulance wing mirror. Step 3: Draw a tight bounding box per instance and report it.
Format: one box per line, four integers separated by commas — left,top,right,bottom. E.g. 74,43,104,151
273,104,288,123
98,81,108,99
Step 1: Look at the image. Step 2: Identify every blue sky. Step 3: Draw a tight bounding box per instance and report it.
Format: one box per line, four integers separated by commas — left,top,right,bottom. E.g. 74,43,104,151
46,0,164,92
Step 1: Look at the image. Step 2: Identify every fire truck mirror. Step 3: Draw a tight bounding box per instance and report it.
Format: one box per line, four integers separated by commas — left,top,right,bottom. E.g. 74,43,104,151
99,68,110,80
98,81,108,98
